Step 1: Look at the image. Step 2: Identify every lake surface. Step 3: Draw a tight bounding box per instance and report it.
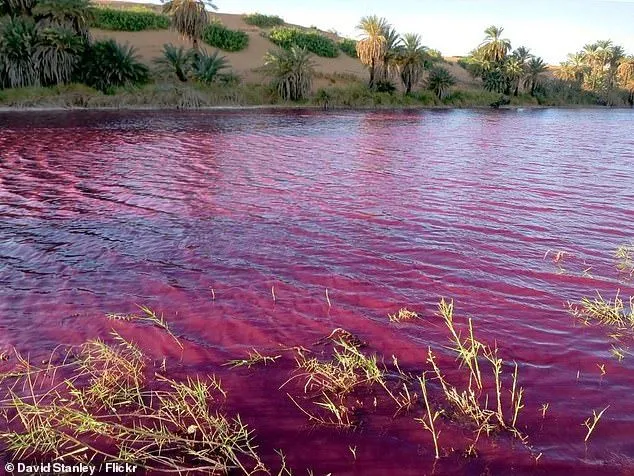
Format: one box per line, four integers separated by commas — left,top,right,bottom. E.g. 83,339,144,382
1,109,633,475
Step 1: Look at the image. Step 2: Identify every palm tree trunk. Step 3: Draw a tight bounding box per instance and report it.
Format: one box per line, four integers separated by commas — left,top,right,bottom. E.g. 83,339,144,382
369,58,375,88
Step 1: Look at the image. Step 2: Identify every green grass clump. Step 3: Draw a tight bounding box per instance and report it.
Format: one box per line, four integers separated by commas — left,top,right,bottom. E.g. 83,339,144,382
243,13,284,28
338,38,357,58
0,81,279,109
90,7,169,31
202,23,249,52
0,330,265,473
442,89,501,107
268,26,339,58
569,292,634,329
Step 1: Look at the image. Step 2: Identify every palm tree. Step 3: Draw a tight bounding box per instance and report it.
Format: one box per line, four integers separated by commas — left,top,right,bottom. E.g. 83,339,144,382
34,25,84,85
1,0,36,16
567,52,588,86
397,33,432,94
596,39,614,69
426,67,455,99
618,57,634,106
356,15,388,88
32,0,92,40
603,45,624,104
380,25,402,82
263,46,315,101
617,55,634,106
462,48,493,79
512,46,532,64
0,16,39,88
582,42,602,90
82,40,149,93
511,46,532,93
161,0,216,53
505,56,524,96
154,43,194,82
479,26,511,63
192,49,229,83
524,57,547,96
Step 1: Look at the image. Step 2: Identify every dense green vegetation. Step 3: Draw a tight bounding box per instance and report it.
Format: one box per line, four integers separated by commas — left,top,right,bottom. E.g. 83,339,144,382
1,1,632,109
458,26,634,106
0,0,150,93
268,26,339,58
202,22,248,51
90,7,169,31
82,39,149,93
263,46,314,100
556,41,634,106
356,16,444,94
338,38,357,58
243,12,283,28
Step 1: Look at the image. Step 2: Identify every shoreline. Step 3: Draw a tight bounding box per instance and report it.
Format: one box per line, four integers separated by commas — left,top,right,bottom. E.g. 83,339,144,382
0,104,628,113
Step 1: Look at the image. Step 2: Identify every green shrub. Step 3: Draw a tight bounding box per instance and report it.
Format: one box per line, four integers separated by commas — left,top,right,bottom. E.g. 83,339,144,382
427,67,456,99
374,80,396,93
268,27,339,58
89,7,169,31
202,24,249,52
243,13,283,28
338,38,357,58
81,39,149,93
192,50,230,84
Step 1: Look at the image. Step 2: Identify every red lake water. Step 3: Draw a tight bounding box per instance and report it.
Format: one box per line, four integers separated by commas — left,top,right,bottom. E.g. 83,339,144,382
1,109,634,475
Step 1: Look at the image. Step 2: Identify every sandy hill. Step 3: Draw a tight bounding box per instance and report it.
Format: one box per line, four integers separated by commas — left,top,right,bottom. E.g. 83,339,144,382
91,1,480,89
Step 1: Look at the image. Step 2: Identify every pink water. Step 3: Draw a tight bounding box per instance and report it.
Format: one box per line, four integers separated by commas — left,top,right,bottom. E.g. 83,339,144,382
1,109,633,475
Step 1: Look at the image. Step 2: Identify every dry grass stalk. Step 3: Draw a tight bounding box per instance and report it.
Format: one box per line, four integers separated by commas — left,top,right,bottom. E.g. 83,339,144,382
416,372,443,459
437,299,483,390
584,406,609,443
388,308,419,323
430,300,528,445
225,349,282,369
616,244,634,278
107,305,183,348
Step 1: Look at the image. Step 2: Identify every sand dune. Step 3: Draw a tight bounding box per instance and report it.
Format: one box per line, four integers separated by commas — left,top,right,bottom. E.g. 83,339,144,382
91,1,480,89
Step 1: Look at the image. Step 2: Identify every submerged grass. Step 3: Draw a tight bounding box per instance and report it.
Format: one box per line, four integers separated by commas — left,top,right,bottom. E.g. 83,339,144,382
107,305,182,348
249,299,534,458
569,292,634,329
569,291,634,362
225,349,282,369
0,330,265,473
